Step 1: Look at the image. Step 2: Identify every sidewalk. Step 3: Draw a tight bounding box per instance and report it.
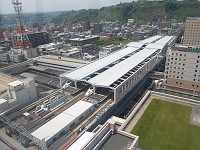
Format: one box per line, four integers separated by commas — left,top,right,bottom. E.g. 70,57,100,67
124,97,153,133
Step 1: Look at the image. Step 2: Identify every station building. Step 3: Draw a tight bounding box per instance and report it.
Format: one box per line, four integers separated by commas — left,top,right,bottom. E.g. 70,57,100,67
61,35,175,104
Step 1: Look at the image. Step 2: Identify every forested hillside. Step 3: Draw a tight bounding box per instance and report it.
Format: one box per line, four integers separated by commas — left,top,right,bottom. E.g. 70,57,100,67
52,0,200,24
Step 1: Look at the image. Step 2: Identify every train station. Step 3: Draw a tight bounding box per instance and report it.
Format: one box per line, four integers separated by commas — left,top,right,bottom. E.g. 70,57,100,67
0,35,175,150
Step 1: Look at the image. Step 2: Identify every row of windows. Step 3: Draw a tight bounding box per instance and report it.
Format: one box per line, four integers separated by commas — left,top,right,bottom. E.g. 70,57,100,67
169,58,186,61
166,71,184,75
183,41,200,45
167,74,200,82
175,82,200,88
171,53,186,57
119,67,147,95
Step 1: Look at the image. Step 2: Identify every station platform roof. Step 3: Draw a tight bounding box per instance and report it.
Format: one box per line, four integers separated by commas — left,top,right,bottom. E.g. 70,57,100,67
61,36,174,89
87,47,160,87
63,46,139,81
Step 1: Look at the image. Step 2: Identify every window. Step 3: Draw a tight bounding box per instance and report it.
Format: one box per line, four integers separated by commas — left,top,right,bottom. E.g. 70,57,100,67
79,116,84,121
70,122,75,129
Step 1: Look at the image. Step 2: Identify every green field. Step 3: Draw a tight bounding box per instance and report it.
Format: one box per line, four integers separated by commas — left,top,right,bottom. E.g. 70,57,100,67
131,99,200,150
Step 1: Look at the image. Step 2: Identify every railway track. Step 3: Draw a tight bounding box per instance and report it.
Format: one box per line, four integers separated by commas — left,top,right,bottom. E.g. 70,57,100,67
20,89,59,113
36,92,85,123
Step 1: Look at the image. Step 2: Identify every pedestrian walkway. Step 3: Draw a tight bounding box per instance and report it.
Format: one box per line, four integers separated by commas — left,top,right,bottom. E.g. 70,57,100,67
124,97,153,133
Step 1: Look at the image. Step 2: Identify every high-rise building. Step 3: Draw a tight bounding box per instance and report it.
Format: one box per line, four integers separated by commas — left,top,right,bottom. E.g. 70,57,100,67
67,21,72,30
183,17,200,46
92,23,102,34
164,46,200,95
82,21,90,31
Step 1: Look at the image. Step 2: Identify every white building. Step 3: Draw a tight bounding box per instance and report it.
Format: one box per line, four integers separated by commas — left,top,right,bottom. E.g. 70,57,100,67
13,48,38,59
32,100,94,146
7,78,38,105
0,78,38,113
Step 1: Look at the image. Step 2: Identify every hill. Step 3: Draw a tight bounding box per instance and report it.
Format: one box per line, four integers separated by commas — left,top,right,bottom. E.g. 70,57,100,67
51,0,200,24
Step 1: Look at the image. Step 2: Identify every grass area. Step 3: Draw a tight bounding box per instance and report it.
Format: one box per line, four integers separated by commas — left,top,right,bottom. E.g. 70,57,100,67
131,99,200,150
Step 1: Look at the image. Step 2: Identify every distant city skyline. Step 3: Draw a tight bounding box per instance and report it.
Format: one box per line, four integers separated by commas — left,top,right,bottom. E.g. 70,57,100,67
0,0,134,14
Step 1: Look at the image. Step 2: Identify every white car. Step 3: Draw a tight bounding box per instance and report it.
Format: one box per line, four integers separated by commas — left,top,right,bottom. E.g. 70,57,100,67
85,88,94,97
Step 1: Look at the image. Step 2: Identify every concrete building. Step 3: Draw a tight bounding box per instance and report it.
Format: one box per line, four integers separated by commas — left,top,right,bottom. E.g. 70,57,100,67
7,78,38,105
0,52,25,63
27,32,50,48
9,53,25,63
82,21,90,31
66,116,139,150
0,53,10,62
183,17,200,46
32,100,94,146
165,46,200,95
0,78,38,113
92,23,103,34
69,35,100,46
13,48,38,59
11,32,50,48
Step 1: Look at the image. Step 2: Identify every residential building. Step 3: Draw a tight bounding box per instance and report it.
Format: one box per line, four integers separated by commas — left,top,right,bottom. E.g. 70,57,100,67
183,17,200,46
165,46,200,95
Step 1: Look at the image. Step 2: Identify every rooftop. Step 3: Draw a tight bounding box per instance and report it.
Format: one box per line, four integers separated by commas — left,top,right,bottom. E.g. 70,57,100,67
187,17,200,20
31,101,93,142
63,100,94,117
67,132,95,150
8,80,23,87
98,133,133,150
171,47,200,53
32,113,75,141
87,48,160,88
63,46,139,81
69,35,99,41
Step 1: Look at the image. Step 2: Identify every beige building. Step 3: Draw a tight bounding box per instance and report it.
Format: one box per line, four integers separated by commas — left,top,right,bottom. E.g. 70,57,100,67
165,46,200,95
183,17,200,46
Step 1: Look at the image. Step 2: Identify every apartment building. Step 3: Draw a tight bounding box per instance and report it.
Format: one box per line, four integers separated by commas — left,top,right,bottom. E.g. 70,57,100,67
183,17,200,46
165,46,200,95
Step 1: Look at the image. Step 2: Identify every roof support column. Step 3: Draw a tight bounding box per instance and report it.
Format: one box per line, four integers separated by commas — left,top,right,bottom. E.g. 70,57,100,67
59,75,62,89
114,88,117,104
74,80,77,88
93,85,96,94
